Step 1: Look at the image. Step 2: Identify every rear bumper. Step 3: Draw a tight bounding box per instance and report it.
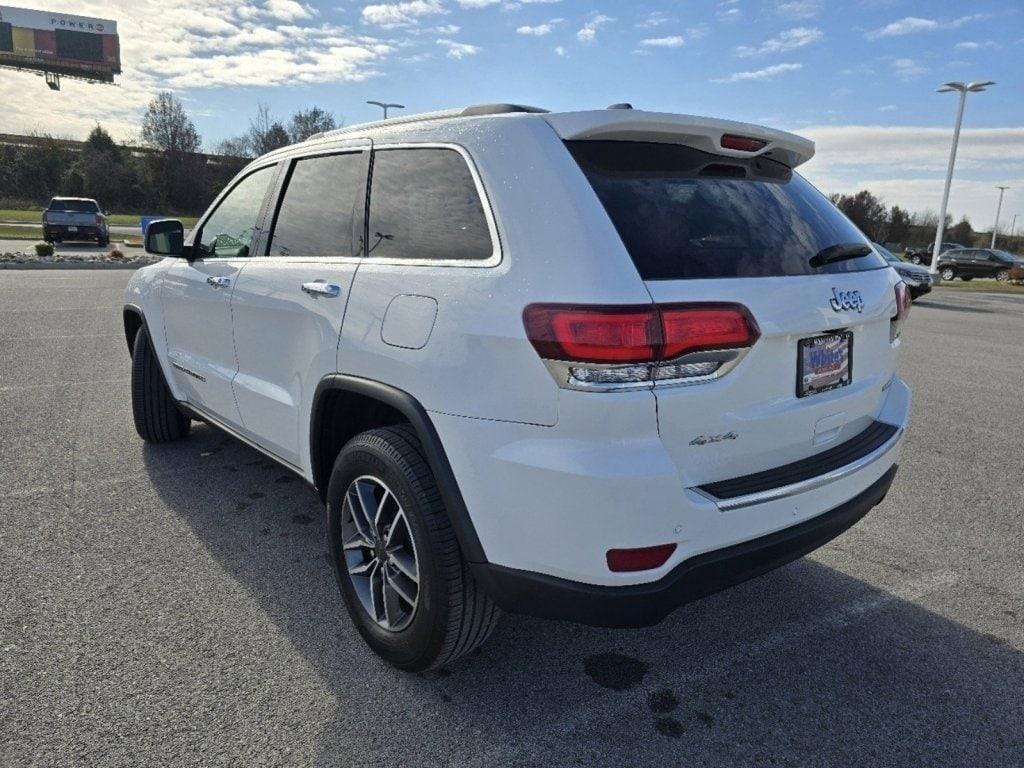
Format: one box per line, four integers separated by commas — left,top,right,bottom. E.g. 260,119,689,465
44,225,106,239
472,464,897,627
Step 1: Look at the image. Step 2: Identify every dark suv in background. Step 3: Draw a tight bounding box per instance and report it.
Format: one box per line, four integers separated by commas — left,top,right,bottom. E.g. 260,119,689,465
937,248,1023,282
905,242,963,266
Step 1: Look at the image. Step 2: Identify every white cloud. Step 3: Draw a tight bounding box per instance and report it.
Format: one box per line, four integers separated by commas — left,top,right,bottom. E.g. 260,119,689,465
775,0,819,20
866,13,989,39
636,11,669,29
713,62,802,83
955,40,999,50
640,35,685,48
577,13,613,43
892,58,927,80
0,0,392,144
436,38,481,58
735,26,822,57
361,0,446,27
717,0,742,23
878,105,897,112
554,45,566,56
517,23,552,35
799,125,1024,226
457,0,500,6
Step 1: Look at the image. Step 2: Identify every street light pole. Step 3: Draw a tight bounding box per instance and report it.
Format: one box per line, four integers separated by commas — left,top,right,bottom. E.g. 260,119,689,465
366,100,405,120
991,185,1009,248
930,81,995,277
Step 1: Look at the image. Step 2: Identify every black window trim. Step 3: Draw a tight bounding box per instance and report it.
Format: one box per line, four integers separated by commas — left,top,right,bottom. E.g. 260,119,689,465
190,161,280,262
258,146,372,262
364,142,502,268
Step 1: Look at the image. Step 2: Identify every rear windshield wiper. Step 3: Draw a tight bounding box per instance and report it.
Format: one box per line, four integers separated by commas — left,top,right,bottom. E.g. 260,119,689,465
810,243,873,268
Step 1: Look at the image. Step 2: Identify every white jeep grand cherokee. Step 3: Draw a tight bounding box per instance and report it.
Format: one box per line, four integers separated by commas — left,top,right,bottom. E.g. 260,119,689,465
124,104,912,671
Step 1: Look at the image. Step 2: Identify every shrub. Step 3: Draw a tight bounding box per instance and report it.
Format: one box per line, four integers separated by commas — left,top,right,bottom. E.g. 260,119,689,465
108,247,125,260
34,241,54,257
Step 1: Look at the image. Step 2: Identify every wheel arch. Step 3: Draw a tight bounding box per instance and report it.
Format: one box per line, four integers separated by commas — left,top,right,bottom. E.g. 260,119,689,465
311,375,488,564
123,304,145,355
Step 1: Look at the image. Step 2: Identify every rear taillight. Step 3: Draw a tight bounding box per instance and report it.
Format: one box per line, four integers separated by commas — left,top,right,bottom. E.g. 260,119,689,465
891,282,911,342
720,134,768,152
523,303,759,389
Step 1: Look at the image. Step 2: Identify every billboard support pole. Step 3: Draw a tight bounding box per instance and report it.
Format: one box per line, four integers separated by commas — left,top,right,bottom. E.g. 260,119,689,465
45,71,60,90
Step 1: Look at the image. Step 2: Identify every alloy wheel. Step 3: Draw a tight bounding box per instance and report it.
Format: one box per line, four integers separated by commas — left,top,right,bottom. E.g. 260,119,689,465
940,268,955,281
341,475,420,632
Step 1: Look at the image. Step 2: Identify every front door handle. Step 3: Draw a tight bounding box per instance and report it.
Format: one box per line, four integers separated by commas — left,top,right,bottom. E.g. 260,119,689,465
301,281,341,298
206,276,232,288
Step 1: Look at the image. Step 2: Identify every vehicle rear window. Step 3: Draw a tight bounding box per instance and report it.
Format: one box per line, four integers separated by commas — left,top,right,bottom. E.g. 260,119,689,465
268,152,367,258
367,148,493,261
48,200,99,213
567,141,886,280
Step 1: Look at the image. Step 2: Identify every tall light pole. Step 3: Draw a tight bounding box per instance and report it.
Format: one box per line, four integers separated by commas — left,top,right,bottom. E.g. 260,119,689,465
991,185,1009,248
929,81,995,277
366,100,405,120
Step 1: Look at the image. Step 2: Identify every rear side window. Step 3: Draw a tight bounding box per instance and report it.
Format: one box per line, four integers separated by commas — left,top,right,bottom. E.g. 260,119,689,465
268,152,367,258
567,141,886,280
368,148,493,261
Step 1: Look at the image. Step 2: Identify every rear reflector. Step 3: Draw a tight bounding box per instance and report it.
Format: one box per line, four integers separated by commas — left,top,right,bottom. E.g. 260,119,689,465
720,134,768,152
523,303,759,364
607,543,677,572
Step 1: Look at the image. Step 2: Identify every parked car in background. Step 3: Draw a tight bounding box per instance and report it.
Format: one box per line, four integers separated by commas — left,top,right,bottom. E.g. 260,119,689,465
936,248,1023,282
125,104,911,671
873,242,932,299
42,197,110,246
905,242,963,266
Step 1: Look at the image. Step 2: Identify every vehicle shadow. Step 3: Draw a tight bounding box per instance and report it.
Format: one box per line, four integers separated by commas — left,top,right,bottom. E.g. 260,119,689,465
914,298,994,314
143,424,1024,767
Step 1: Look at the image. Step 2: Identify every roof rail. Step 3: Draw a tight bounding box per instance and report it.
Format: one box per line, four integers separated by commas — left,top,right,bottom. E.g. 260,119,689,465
304,103,549,143
460,103,549,116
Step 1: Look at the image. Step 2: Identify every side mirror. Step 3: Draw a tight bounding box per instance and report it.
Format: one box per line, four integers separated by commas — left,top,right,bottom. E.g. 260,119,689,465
145,219,187,257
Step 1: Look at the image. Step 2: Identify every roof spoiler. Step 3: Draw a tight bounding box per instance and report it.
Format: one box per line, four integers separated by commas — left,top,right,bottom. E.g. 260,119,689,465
544,110,815,168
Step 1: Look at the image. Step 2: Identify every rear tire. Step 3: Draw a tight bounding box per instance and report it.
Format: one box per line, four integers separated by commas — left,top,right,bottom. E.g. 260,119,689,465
98,236,110,247
130,327,190,442
961,276,973,282
326,425,500,671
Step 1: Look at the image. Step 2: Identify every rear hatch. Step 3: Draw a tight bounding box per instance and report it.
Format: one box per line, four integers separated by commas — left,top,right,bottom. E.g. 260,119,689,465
565,135,902,487
46,200,99,227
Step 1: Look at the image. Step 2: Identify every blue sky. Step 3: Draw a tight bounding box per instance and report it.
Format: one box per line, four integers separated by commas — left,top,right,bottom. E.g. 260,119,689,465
1,0,1022,227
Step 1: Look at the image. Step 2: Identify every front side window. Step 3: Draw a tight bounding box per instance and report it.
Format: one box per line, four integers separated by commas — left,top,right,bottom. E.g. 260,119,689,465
568,140,887,280
367,148,493,261
267,152,368,258
197,165,276,260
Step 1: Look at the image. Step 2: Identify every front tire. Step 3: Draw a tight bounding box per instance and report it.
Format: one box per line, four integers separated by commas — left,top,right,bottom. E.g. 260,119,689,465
940,267,956,281
130,327,190,442
910,255,923,265
326,425,500,671
996,269,1010,282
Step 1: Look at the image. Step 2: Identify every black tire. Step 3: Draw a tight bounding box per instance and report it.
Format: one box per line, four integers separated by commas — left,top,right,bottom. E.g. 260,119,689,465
996,269,1010,282
961,276,973,282
940,267,956,281
909,255,922,265
98,236,110,247
130,327,190,442
326,425,500,671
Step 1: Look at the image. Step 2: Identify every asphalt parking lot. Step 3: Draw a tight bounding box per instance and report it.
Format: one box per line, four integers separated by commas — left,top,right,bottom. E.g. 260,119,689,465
2,270,1022,767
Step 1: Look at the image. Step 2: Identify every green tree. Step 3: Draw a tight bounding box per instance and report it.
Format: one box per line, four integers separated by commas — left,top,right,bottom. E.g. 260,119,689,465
833,190,888,241
887,205,911,245
142,92,201,156
949,216,973,246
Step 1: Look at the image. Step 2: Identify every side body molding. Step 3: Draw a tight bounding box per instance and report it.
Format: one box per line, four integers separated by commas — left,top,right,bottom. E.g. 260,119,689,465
310,375,488,564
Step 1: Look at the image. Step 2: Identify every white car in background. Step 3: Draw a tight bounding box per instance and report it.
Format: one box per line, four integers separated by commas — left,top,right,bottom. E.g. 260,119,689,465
124,104,912,671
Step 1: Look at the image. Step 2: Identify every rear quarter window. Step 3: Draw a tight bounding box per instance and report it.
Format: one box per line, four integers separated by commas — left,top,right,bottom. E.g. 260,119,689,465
367,148,494,261
567,140,886,280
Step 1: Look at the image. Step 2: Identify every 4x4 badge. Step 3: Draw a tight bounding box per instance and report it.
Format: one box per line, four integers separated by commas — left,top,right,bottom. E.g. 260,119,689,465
829,287,864,313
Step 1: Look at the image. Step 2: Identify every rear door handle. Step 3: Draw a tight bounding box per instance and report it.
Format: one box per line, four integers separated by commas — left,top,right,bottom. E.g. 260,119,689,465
206,276,232,288
301,281,341,298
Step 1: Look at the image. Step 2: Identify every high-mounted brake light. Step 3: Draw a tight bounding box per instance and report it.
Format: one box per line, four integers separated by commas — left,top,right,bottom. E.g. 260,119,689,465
720,134,767,152
523,303,759,388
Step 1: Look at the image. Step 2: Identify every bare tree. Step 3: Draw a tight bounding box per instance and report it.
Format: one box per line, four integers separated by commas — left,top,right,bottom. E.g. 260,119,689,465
288,106,339,143
247,102,290,156
141,92,201,157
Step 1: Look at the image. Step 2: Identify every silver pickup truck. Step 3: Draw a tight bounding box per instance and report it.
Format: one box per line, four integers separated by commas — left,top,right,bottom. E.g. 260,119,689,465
42,197,110,246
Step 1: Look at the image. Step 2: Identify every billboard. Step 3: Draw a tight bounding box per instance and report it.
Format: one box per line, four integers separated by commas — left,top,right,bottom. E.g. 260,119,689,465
0,5,120,83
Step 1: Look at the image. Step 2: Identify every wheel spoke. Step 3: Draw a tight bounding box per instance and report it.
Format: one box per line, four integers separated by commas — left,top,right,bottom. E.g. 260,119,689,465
348,556,376,576
382,577,401,628
384,510,406,547
386,569,417,607
374,489,392,531
343,531,373,551
388,547,418,583
369,560,384,623
352,481,379,542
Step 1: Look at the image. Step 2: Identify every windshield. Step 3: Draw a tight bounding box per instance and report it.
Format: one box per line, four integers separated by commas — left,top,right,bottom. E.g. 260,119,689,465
48,199,99,213
567,140,886,280
993,250,1018,262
